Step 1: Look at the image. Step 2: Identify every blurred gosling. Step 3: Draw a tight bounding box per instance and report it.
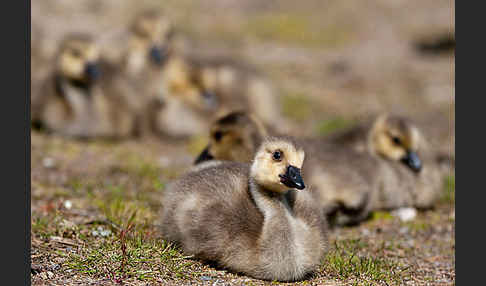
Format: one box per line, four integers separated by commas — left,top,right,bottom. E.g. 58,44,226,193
118,11,221,138
323,114,445,210
32,33,141,139
177,55,293,134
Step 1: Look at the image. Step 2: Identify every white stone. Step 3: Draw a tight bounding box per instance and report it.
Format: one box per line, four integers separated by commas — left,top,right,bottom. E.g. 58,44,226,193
42,157,56,168
392,207,417,222
63,200,72,209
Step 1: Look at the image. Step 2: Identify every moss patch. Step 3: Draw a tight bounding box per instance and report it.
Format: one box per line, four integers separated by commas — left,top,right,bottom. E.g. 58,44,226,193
441,175,455,204
244,13,355,48
315,117,357,136
281,92,315,122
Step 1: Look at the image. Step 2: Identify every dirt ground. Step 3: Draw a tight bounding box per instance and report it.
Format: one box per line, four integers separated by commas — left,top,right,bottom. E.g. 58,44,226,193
31,0,455,285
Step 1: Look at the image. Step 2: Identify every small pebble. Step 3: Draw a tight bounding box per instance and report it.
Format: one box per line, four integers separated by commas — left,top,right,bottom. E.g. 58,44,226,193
392,207,417,222
405,239,414,248
63,200,72,209
92,226,111,237
200,276,212,281
211,280,224,286
42,157,56,168
47,271,54,279
100,229,111,237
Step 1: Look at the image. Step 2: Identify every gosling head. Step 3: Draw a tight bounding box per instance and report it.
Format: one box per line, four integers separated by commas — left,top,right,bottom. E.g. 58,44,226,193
194,111,268,164
251,137,306,193
189,65,221,110
369,114,423,173
165,58,219,111
188,64,238,111
130,11,173,66
56,33,101,85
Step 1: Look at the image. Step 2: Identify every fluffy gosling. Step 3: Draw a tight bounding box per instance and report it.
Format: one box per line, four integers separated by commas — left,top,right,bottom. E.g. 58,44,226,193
160,137,328,281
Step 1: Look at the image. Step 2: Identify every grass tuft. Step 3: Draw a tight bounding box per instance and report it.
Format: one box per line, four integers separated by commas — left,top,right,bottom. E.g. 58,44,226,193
370,211,394,221
281,93,314,122
322,239,409,284
316,117,356,136
65,234,196,283
404,221,431,233
441,175,455,204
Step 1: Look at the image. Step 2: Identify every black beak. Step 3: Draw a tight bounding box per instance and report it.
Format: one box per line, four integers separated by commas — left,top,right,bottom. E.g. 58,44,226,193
194,146,214,164
401,151,422,173
84,62,101,81
279,165,306,190
201,91,219,110
149,46,168,65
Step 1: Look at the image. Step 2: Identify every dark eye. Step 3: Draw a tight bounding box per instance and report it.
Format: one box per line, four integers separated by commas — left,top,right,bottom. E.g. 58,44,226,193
272,150,283,161
392,136,402,145
213,131,223,142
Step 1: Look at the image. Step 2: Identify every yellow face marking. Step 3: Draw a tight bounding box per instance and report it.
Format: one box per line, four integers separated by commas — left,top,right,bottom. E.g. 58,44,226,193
84,44,100,62
164,58,213,110
208,128,253,163
375,131,406,161
251,140,305,193
372,115,421,161
57,37,100,81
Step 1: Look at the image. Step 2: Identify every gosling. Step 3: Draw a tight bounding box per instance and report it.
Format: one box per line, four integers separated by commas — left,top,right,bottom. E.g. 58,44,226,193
100,11,176,137
111,11,220,138
321,114,444,210
160,137,328,281
177,56,292,133
32,33,140,139
150,56,221,138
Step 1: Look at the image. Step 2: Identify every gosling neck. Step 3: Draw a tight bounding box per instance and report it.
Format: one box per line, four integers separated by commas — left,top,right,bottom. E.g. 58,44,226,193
123,49,148,76
367,122,380,158
248,178,293,218
55,74,95,97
